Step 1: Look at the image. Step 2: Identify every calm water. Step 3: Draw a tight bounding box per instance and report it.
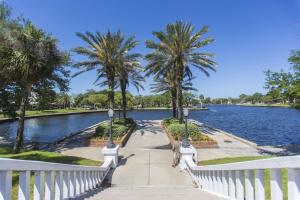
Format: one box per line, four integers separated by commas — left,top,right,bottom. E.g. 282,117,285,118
0,106,300,146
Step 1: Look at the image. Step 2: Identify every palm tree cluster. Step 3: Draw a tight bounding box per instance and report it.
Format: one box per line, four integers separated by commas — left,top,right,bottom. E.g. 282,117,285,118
73,22,217,123
1,1,217,153
145,21,217,123
73,31,144,118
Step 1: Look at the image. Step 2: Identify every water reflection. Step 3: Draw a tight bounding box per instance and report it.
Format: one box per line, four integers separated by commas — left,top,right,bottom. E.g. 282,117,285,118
0,106,300,146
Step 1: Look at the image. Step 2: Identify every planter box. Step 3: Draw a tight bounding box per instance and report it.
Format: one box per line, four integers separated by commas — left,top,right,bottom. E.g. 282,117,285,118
86,123,136,148
161,122,218,149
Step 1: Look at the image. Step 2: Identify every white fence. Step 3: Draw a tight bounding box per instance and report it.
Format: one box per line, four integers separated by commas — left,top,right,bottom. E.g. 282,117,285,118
0,157,113,200
184,155,300,200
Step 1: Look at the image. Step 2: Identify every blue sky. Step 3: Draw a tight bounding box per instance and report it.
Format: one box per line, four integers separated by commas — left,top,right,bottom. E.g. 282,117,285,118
5,0,300,98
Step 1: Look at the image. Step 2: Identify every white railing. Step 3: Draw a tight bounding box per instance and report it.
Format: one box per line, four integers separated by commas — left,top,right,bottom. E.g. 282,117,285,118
0,157,113,200
183,154,300,200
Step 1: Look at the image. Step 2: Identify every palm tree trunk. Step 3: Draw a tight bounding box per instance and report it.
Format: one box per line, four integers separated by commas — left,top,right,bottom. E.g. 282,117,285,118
177,83,184,123
13,84,31,153
107,77,115,110
171,89,177,118
120,82,127,118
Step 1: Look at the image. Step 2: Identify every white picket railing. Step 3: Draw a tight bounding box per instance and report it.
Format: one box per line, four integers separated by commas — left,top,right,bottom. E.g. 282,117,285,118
184,155,300,200
0,157,113,200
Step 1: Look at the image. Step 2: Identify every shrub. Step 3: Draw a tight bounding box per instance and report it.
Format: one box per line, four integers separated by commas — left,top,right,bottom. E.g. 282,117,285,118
163,118,213,142
293,104,300,109
94,118,134,139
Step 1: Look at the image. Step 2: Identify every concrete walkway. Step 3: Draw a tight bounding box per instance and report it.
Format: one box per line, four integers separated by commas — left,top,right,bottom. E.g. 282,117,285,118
85,120,225,200
194,121,263,161
110,120,192,186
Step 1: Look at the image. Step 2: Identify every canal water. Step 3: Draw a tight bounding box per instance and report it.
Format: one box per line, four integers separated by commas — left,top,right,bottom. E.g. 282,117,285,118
0,105,300,146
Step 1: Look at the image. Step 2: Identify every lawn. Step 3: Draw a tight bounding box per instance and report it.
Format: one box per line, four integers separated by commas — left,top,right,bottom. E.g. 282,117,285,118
198,156,287,200
0,108,101,119
0,147,101,199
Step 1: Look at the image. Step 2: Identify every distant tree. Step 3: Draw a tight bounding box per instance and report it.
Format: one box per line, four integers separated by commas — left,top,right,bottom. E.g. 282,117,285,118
33,80,57,110
151,75,197,118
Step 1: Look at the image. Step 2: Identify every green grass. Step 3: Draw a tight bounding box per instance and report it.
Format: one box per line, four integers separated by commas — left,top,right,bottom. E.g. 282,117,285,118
0,108,101,119
94,118,135,140
198,156,273,165
236,103,291,108
0,147,101,199
198,156,287,200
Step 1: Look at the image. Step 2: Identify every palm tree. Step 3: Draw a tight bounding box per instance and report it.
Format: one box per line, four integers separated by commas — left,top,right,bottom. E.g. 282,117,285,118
117,53,144,118
145,21,217,123
73,31,138,111
151,73,197,118
6,22,69,153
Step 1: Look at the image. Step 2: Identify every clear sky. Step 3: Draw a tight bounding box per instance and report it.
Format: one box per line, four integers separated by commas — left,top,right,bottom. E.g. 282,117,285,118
5,0,300,98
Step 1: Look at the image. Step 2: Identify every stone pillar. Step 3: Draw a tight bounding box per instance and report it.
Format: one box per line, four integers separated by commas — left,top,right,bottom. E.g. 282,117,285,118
102,145,120,168
179,145,197,169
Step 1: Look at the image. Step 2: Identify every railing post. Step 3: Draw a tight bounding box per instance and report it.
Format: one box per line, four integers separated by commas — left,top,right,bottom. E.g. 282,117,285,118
212,171,217,193
235,170,244,200
69,171,76,198
92,171,96,188
210,171,214,192
288,169,300,200
0,171,12,200
270,169,283,200
245,170,254,200
88,171,93,190
45,171,55,200
222,170,229,197
63,171,70,198
75,171,81,196
18,171,30,200
229,170,236,199
217,171,222,195
199,171,203,188
202,171,207,190
34,171,45,200
55,171,63,200
82,171,87,192
102,145,119,168
255,169,265,200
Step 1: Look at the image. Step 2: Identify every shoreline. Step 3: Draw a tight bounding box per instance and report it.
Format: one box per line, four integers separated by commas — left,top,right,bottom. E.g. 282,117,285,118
235,103,291,108
190,119,290,157
0,107,208,123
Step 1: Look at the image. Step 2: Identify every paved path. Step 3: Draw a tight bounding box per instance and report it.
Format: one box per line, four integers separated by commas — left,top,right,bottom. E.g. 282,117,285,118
110,120,192,186
86,120,225,200
193,121,263,161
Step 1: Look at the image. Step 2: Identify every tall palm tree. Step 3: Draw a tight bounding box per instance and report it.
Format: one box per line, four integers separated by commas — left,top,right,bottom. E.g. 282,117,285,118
145,21,217,123
6,22,69,153
117,53,144,118
151,73,197,118
73,31,138,111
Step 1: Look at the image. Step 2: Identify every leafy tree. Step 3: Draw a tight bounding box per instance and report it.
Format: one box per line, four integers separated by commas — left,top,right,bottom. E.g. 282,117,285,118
56,93,71,109
146,21,217,122
4,22,70,153
32,80,57,110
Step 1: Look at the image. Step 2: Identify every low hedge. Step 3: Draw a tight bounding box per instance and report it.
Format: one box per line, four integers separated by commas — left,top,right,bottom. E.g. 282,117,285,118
94,118,135,140
163,118,213,142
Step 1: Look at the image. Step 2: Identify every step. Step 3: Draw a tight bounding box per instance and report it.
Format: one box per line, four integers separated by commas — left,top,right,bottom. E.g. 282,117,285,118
83,186,226,200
